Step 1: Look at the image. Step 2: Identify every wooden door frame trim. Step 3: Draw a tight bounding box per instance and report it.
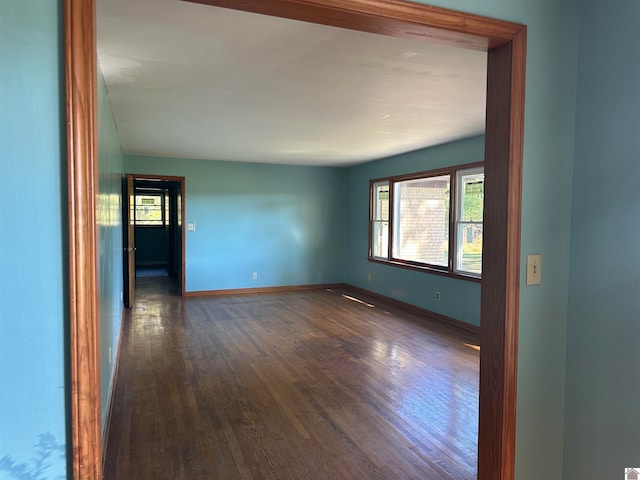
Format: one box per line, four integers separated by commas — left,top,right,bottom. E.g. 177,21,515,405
65,0,101,478
128,173,187,297
66,0,525,478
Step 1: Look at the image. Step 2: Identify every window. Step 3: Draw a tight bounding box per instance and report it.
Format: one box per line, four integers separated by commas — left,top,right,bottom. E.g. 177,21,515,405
393,174,450,267
371,181,389,259
369,162,483,279
134,190,168,226
455,167,484,275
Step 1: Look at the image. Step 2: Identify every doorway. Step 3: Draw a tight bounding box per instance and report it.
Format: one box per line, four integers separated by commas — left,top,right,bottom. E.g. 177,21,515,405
123,174,186,307
65,1,525,479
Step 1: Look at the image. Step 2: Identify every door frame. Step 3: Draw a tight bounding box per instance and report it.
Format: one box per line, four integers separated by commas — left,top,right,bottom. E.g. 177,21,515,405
65,0,525,478
126,173,187,299
123,174,135,307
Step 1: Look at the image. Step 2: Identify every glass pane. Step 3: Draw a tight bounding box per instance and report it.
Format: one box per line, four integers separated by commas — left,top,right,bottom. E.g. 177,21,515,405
371,181,389,258
459,171,484,222
457,223,483,275
372,221,389,258
373,181,389,221
456,168,484,274
393,175,450,266
177,194,182,226
165,190,170,226
129,192,135,226
135,194,163,225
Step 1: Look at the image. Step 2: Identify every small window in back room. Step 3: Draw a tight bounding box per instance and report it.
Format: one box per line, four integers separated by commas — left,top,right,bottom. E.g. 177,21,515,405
135,193,164,226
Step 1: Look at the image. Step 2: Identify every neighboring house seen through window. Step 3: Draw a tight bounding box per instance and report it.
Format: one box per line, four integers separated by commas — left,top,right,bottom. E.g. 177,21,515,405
369,162,484,279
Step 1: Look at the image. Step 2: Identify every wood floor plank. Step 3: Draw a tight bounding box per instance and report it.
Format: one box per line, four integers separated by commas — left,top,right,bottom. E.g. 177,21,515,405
104,278,479,479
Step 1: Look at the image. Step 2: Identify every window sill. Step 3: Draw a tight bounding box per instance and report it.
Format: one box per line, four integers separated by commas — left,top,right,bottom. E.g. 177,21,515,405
368,257,482,283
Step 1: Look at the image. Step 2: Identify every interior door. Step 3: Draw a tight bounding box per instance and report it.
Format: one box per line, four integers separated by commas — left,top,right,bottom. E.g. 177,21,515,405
123,174,136,307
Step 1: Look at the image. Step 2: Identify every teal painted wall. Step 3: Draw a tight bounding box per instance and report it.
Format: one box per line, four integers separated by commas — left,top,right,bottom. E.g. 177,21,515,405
124,156,346,292
345,136,484,326
97,68,125,428
0,2,67,478
564,1,640,477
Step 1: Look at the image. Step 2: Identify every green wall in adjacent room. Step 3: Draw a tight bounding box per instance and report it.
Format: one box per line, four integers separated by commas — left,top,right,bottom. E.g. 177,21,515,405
135,227,169,267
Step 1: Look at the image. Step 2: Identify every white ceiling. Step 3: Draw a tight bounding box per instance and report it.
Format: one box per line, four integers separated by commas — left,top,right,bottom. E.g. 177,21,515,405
97,0,487,167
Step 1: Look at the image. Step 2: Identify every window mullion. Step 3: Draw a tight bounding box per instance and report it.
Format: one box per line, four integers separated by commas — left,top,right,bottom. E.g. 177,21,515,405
388,180,394,261
448,171,456,272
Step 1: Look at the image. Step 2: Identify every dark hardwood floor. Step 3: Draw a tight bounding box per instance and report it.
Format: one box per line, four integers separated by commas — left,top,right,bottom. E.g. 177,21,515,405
104,280,479,479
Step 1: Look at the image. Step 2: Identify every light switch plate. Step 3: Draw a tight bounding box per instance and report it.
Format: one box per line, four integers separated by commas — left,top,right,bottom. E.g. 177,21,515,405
187,222,195,232
526,254,542,285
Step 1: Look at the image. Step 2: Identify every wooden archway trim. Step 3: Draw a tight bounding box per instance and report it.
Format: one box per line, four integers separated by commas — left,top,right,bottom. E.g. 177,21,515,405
183,0,522,49
65,0,101,479
66,0,526,478
479,33,526,479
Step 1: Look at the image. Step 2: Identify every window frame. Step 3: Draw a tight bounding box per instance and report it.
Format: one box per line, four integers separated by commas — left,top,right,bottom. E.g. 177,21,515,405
368,161,483,282
370,180,390,260
454,166,485,276
134,188,169,227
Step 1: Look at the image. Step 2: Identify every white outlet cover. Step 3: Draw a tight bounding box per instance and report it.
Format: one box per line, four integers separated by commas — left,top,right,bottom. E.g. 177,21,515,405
526,254,542,285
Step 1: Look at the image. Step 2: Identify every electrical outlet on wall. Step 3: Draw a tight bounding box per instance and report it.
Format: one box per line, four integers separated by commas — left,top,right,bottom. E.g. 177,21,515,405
435,291,440,300
252,272,257,280
526,254,542,285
